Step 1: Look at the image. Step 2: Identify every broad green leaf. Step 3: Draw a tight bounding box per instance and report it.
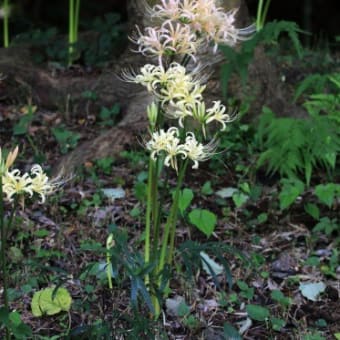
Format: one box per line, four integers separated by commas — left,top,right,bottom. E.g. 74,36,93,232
279,180,304,210
270,290,291,307
304,203,320,220
201,181,213,195
232,192,249,208
315,183,339,208
13,112,34,135
223,323,242,340
31,287,72,317
246,304,270,321
178,188,194,214
270,317,285,331
9,311,21,326
189,209,216,237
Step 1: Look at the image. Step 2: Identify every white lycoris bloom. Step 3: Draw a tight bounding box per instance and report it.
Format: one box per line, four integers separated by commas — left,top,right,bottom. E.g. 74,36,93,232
2,169,33,201
152,0,182,21
121,62,205,111
165,102,192,128
160,21,199,61
131,26,166,65
147,0,255,54
121,64,165,92
30,165,54,203
131,20,201,65
183,132,217,169
146,127,179,159
206,100,234,131
146,127,186,171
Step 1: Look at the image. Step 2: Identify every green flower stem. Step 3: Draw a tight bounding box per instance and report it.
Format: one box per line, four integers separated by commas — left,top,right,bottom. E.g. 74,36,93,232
74,0,80,43
158,159,188,280
68,0,81,65
167,160,188,265
69,0,74,57
3,0,9,48
256,0,271,30
261,0,271,28
144,157,156,284
151,169,169,260
256,0,263,30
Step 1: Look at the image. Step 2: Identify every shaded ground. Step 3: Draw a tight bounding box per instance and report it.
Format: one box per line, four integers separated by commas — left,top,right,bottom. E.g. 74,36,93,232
0,48,339,339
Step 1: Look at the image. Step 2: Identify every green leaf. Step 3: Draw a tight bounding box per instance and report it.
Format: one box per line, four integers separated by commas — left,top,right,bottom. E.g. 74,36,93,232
177,301,190,317
201,181,213,195
270,317,285,331
189,209,216,237
232,192,249,208
13,112,34,135
279,179,304,210
270,290,291,307
9,311,21,326
31,287,72,317
246,304,270,321
315,183,339,208
223,323,242,340
178,188,194,214
304,203,320,220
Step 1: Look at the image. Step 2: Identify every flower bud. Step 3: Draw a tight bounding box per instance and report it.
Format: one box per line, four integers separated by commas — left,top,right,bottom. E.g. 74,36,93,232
147,102,158,130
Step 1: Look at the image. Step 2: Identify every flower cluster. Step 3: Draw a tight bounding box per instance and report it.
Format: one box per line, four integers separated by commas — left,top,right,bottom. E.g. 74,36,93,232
132,0,255,63
146,127,217,170
123,62,235,136
1,147,56,203
121,1,251,171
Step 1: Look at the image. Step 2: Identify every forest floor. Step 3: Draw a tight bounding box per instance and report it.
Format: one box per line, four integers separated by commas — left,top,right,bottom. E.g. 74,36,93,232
0,46,339,340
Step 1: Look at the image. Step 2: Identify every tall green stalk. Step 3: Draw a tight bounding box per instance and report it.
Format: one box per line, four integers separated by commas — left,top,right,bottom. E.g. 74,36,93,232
68,0,81,65
158,160,188,278
144,158,156,273
3,0,9,47
256,0,271,31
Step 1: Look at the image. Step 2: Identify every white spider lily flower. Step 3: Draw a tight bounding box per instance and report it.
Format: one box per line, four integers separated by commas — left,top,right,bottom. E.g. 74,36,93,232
131,19,203,64
165,102,193,128
164,136,187,172
183,132,217,169
206,101,236,131
167,82,205,108
152,0,181,21
146,127,179,160
160,20,200,61
146,0,254,55
130,26,168,66
146,127,186,172
30,165,54,203
2,169,33,201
